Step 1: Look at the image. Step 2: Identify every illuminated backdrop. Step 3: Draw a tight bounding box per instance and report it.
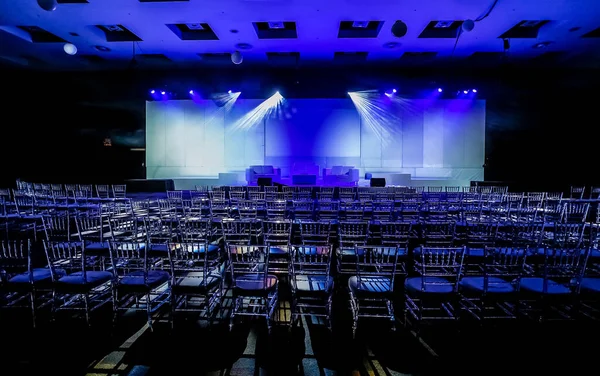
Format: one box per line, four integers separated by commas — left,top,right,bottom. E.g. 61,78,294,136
146,96,485,182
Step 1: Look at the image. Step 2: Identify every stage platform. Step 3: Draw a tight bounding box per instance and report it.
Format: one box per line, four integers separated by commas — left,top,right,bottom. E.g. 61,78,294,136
166,174,472,190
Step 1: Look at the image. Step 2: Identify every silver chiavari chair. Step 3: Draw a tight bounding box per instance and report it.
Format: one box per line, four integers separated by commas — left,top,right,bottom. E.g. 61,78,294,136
349,245,402,337
168,240,225,327
460,246,527,320
227,245,278,332
404,246,466,325
109,240,170,330
290,245,333,329
44,241,112,325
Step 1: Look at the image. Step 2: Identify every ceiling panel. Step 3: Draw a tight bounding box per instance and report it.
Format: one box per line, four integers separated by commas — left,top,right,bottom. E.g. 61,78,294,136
0,0,598,70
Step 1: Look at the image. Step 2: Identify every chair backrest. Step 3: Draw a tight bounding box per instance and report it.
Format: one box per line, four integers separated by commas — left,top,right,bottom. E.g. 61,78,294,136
466,222,499,247
109,241,166,285
179,218,212,241
354,246,402,292
222,219,255,245
168,240,220,288
43,241,86,282
42,213,72,242
480,247,527,292
338,221,369,248
263,220,292,245
414,246,466,292
380,222,413,246
537,248,589,292
75,213,105,243
0,239,31,279
552,223,585,248
112,184,127,199
300,221,331,245
227,245,270,288
422,221,456,246
290,245,332,289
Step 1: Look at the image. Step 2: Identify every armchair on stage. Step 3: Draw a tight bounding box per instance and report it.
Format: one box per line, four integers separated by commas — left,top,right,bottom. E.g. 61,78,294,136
246,165,281,185
323,165,360,186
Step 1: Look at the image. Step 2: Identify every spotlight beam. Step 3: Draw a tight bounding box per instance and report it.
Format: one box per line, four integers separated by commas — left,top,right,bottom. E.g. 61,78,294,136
229,92,284,132
348,91,403,146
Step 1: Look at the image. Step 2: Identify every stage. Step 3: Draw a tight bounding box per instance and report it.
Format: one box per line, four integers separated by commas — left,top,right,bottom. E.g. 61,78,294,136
158,173,472,190
145,96,485,191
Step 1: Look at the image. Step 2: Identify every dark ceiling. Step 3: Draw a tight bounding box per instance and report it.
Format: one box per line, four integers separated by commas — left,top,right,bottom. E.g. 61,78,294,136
0,0,599,70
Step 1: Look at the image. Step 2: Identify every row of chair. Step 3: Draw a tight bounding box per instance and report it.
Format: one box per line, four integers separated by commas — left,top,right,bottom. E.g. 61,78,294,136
4,238,600,337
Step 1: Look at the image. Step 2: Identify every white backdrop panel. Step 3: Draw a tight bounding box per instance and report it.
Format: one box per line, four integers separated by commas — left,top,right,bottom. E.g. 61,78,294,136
146,99,485,180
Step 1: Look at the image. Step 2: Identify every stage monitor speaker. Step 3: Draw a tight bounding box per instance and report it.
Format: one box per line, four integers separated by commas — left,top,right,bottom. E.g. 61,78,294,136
257,177,272,186
370,178,386,187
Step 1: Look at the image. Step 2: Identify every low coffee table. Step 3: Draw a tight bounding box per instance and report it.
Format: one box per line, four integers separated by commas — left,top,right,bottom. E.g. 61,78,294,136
292,174,317,185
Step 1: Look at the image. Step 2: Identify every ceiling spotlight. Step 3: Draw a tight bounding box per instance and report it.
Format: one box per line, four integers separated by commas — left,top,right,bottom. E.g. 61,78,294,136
189,90,194,94
63,43,77,55
472,89,478,93
392,89,397,93
150,90,155,94
462,19,475,32
391,20,408,38
532,41,553,49
37,0,57,12
228,90,232,94
437,88,443,93
160,91,166,95
463,90,468,94
231,50,243,65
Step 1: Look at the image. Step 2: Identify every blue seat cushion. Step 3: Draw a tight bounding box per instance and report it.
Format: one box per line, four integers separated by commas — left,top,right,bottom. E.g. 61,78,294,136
234,274,277,296
57,271,112,291
579,278,600,293
293,275,333,294
405,276,455,294
8,268,62,284
338,247,405,257
519,277,571,294
459,276,515,294
269,246,289,255
189,244,219,254
349,276,391,295
172,271,221,294
118,270,169,291
467,248,484,257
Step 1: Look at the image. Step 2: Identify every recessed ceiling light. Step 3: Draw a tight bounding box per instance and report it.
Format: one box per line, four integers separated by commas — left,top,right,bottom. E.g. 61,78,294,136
235,43,253,50
69,32,79,37
383,42,401,49
229,29,239,34
569,26,581,32
94,45,111,52
532,41,553,49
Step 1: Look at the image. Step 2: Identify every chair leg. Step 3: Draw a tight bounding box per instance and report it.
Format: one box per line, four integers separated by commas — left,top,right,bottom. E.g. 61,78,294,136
146,293,153,332
229,297,239,332
111,289,119,330
326,296,333,331
169,293,176,330
29,291,37,328
83,294,91,326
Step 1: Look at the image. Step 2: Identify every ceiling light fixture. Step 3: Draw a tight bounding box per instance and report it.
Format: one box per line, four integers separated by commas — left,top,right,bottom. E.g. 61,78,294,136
532,41,553,49
231,50,243,64
235,43,253,50
37,0,57,11
63,43,77,55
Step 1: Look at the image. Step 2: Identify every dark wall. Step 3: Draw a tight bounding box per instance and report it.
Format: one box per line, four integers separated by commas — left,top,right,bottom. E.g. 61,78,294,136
0,66,599,191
